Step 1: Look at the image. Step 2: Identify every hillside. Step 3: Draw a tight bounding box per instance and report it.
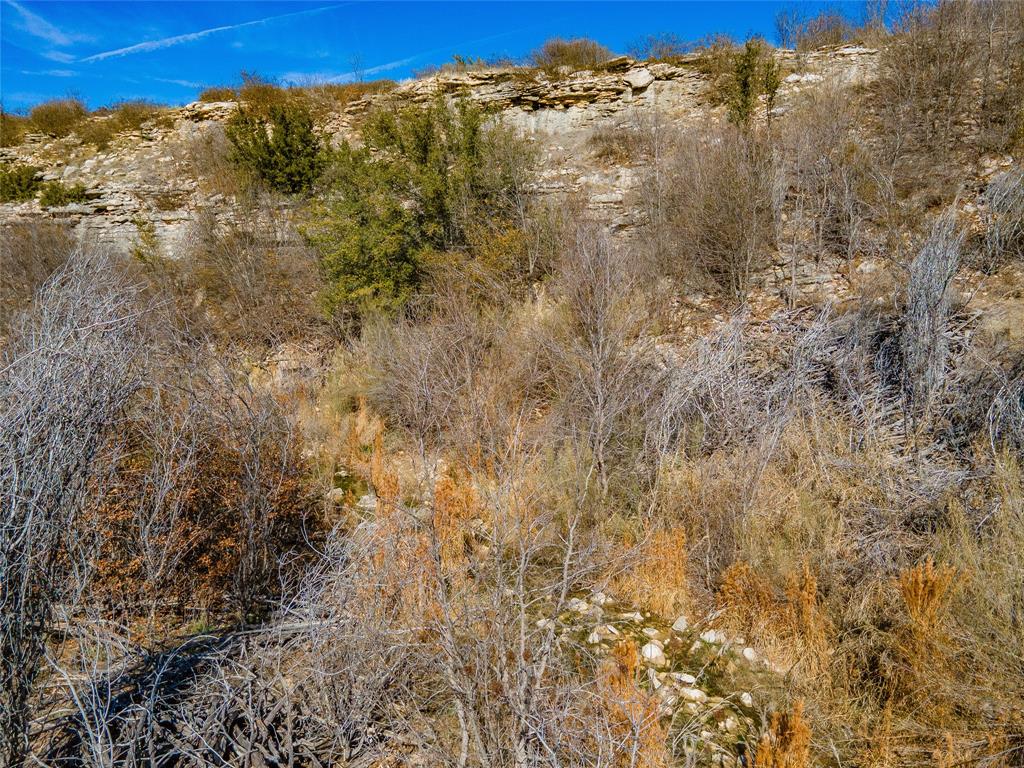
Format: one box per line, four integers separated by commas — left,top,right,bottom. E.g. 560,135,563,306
2,5,1024,767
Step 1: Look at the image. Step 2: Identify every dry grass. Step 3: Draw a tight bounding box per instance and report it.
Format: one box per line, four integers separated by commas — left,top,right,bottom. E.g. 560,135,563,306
28,98,88,137
198,86,238,102
752,699,812,768
898,557,954,631
532,37,614,76
615,526,688,617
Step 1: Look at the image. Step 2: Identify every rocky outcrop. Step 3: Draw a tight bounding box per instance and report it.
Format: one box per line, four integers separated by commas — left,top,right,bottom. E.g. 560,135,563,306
1,47,880,261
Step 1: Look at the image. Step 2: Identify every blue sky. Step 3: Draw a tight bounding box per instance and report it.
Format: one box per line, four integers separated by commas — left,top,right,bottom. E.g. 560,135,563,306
1,1,869,111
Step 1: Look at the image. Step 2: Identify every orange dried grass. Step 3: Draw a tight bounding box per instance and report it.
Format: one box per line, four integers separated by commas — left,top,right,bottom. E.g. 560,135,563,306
898,556,954,631
752,699,812,768
616,526,689,617
594,641,670,768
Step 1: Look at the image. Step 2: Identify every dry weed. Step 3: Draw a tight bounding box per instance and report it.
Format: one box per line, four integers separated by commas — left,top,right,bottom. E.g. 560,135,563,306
752,699,812,768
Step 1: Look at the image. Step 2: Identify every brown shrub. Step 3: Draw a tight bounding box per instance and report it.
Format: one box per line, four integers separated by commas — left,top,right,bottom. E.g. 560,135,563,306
0,221,74,332
593,641,670,768
199,86,238,102
0,110,30,147
616,526,688,617
588,124,643,164
432,467,482,573
182,211,327,344
238,71,291,114
752,699,812,768
898,556,954,631
29,97,88,137
94,379,316,619
532,37,613,75
642,124,776,299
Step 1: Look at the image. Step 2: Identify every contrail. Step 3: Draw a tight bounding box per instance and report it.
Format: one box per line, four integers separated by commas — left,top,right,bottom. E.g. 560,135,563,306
80,4,344,63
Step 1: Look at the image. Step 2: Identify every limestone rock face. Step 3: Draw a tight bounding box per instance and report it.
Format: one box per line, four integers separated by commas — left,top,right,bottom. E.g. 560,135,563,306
1,47,880,279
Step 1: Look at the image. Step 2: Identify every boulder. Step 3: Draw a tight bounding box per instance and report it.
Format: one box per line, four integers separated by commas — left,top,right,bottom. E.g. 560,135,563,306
641,642,667,667
624,68,655,91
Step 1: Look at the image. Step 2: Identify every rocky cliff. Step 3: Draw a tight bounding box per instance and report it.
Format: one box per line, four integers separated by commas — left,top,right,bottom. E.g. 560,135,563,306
0,46,879,267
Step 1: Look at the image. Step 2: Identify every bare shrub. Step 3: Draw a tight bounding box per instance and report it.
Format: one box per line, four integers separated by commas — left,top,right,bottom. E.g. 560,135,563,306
642,124,776,299
899,210,963,430
0,221,75,333
980,166,1024,271
775,7,858,51
183,210,327,344
873,1,1024,198
542,226,656,495
360,292,492,461
775,79,885,285
629,33,688,62
0,250,144,766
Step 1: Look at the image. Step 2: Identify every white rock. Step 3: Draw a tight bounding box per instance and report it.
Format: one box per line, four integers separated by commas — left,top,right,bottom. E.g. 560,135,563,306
536,618,554,629
680,687,708,704
671,614,689,633
566,598,589,613
742,646,758,662
641,642,667,667
740,692,754,708
700,629,725,644
590,591,611,606
671,671,697,685
641,627,661,639
619,611,644,622
720,715,739,733
586,630,603,644
624,68,655,90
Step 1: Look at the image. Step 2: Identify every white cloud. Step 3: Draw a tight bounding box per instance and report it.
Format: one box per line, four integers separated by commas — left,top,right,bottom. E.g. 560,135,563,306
280,55,418,86
4,0,91,46
20,68,77,77
154,77,204,89
41,50,77,63
79,4,343,63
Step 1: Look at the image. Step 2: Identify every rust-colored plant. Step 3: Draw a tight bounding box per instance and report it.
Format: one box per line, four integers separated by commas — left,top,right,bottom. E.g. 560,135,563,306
595,641,670,768
717,560,775,634
753,699,812,768
617,526,689,617
898,556,954,631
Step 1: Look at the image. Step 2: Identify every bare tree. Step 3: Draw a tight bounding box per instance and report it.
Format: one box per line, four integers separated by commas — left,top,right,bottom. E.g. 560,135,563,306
642,124,776,300
0,250,144,766
543,226,656,496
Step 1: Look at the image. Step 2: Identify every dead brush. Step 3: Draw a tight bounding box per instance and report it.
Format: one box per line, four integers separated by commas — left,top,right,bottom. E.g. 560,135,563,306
614,526,689,617
592,641,670,768
716,561,831,676
370,431,401,511
431,467,483,573
898,556,954,633
752,699,812,768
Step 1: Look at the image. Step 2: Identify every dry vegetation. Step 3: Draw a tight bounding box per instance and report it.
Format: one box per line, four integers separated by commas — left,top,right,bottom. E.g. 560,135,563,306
2,3,1024,767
